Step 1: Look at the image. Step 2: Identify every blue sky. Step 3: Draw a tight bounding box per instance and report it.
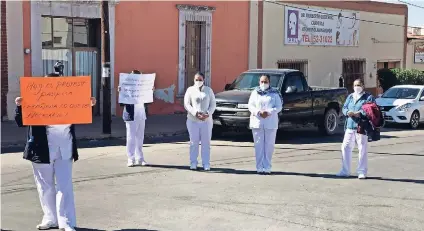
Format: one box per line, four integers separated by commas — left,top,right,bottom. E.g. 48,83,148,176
376,0,424,27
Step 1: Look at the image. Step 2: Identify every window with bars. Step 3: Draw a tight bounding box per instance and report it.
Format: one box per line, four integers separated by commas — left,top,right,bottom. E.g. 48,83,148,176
41,16,97,49
277,60,308,79
342,59,366,93
41,16,101,115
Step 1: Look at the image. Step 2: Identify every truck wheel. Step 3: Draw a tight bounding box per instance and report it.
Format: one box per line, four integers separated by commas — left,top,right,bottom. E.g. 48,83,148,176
212,125,227,139
409,111,420,129
319,108,338,135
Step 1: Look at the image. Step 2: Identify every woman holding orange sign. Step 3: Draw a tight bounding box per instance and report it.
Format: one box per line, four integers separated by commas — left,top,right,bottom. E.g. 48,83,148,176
14,70,96,231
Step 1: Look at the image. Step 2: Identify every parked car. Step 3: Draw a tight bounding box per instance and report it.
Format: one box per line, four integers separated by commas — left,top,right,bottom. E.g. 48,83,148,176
212,69,348,136
376,85,424,129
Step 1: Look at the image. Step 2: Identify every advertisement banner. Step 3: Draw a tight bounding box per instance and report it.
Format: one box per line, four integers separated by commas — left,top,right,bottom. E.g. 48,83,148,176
285,6,360,46
414,42,424,63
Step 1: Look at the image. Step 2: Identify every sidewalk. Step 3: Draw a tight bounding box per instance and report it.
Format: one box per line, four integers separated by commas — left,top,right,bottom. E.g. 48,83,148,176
1,114,188,148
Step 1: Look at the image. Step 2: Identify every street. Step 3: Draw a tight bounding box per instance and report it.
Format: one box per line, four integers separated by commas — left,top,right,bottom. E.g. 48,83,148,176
1,127,424,231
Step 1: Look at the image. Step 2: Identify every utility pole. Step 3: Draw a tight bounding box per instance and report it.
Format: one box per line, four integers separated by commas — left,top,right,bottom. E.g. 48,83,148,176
101,0,111,134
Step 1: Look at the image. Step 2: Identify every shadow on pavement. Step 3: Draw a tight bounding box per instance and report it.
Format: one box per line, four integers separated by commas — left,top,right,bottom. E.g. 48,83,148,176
148,164,424,185
77,229,158,231
0,134,190,154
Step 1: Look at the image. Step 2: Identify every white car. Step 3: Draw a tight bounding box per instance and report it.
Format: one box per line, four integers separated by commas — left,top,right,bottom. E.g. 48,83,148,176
376,85,424,129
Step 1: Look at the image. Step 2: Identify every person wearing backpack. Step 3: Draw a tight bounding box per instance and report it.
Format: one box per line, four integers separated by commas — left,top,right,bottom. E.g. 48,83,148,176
337,79,375,179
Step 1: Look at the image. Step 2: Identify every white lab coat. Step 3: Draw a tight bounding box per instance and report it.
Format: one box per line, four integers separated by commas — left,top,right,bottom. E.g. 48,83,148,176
32,124,76,229
125,104,146,162
248,90,283,173
184,85,216,169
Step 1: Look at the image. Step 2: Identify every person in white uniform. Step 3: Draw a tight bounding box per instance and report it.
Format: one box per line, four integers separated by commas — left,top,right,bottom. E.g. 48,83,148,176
337,79,375,179
184,72,216,171
14,71,96,231
118,70,153,167
248,74,283,175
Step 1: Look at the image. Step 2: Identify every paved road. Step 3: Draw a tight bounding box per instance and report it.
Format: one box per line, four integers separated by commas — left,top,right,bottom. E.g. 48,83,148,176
2,127,424,231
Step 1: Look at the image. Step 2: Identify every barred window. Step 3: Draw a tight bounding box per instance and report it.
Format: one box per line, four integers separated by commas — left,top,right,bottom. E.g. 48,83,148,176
342,59,366,93
277,60,308,79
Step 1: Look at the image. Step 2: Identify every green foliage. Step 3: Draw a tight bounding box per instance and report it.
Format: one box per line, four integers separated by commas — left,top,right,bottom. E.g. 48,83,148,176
377,68,399,92
391,68,424,85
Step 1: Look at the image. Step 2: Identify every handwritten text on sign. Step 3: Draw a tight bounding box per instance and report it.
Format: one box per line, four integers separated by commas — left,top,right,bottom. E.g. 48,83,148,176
118,73,156,104
20,76,92,125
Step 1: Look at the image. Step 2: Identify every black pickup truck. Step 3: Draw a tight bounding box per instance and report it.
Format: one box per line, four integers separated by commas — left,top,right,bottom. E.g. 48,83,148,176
212,69,348,136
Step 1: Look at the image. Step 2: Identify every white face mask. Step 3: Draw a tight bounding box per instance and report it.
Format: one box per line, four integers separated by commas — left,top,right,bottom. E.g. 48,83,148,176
194,81,204,88
260,83,269,91
354,86,363,94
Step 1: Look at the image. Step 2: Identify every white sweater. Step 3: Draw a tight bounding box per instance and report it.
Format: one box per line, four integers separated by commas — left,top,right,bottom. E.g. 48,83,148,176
184,85,216,122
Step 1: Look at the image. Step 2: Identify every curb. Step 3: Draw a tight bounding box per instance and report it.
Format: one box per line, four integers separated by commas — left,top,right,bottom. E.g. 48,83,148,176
1,130,188,149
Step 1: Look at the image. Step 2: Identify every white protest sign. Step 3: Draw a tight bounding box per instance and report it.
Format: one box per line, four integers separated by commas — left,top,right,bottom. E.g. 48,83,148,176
118,73,156,104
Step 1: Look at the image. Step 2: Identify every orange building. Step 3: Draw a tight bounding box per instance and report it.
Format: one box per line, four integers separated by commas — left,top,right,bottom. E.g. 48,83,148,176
2,1,250,120
114,1,250,115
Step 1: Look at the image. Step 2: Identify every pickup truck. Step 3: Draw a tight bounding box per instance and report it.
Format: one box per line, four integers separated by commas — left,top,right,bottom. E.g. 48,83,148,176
212,69,348,136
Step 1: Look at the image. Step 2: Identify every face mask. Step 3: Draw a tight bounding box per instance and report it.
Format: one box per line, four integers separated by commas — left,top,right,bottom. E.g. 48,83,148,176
260,83,269,91
354,86,363,94
194,81,204,88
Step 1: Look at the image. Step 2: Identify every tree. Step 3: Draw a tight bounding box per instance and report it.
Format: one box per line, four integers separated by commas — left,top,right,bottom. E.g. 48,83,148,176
377,68,399,92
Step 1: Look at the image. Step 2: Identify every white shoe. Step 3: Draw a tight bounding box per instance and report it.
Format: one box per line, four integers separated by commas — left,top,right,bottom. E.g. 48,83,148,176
62,227,76,231
203,166,210,171
136,160,148,166
127,159,135,167
358,173,367,179
190,164,197,170
36,221,58,230
336,171,350,177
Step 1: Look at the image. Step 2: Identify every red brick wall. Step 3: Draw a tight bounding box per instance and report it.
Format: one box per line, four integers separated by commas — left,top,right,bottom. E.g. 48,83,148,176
1,1,8,119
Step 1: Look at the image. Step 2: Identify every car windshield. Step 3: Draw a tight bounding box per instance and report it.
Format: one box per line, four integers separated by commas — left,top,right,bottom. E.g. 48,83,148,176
382,87,420,99
228,73,281,90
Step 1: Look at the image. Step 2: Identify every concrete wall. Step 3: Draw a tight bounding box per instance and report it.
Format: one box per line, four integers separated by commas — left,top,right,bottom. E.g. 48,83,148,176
5,1,24,120
406,40,424,71
261,2,406,91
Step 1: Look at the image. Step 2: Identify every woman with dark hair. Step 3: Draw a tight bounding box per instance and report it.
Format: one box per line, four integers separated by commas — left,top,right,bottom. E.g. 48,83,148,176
337,79,375,179
184,72,216,171
14,72,96,231
118,70,152,167
248,74,283,174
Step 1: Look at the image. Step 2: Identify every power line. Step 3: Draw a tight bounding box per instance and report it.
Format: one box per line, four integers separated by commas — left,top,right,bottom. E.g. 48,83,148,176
264,0,422,30
398,0,424,10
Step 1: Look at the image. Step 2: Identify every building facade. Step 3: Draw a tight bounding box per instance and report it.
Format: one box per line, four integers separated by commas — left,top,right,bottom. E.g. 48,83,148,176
2,1,409,120
406,34,424,71
250,1,408,94
114,1,250,115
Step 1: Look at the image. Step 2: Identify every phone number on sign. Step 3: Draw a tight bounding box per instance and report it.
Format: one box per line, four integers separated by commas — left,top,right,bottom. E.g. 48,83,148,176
302,35,333,44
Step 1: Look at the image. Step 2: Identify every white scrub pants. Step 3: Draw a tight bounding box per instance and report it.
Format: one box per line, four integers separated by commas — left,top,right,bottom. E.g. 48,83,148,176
186,119,213,168
32,158,75,228
252,128,277,173
340,129,368,175
126,119,146,161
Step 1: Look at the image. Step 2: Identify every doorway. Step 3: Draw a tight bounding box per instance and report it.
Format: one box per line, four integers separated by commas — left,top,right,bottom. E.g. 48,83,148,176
185,21,206,90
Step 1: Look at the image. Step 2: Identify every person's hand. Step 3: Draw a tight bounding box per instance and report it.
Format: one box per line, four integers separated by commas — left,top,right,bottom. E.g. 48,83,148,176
15,97,22,106
353,112,361,118
90,97,97,106
202,113,209,120
196,112,204,120
347,111,354,117
260,111,269,118
117,86,121,92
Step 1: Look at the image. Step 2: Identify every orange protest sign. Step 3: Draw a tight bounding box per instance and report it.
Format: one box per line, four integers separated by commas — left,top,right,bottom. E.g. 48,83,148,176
20,76,92,125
